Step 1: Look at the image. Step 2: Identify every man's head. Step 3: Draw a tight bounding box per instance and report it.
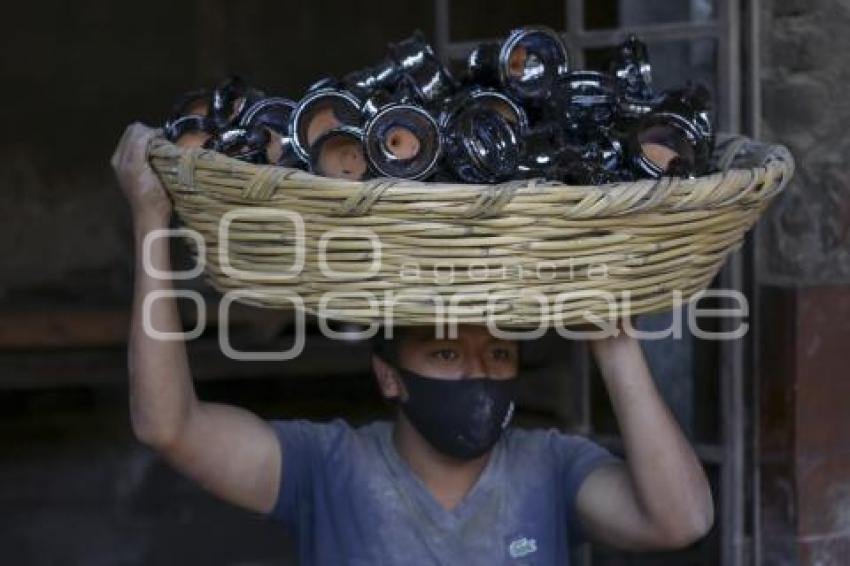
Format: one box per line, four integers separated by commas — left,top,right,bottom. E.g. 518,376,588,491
371,324,520,401
370,324,520,461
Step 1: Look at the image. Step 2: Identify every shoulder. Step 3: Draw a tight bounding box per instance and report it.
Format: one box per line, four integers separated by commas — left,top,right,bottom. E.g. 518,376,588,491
502,427,620,474
268,418,389,462
268,417,350,445
502,426,598,454
503,427,621,541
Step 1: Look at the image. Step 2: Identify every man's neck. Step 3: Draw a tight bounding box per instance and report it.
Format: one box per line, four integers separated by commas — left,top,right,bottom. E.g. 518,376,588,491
392,413,492,512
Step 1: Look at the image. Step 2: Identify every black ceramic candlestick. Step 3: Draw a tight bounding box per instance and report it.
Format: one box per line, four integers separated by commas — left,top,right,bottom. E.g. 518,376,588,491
363,98,443,180
308,125,370,181
163,30,718,184
164,87,215,147
581,132,626,172
551,70,618,145
164,114,217,148
239,97,296,132
443,107,520,183
212,126,270,164
516,143,621,185
628,83,714,178
290,88,363,162
209,76,264,130
239,97,303,167
612,35,657,123
613,35,653,99
466,26,570,102
343,32,456,105
516,122,569,175
440,87,529,137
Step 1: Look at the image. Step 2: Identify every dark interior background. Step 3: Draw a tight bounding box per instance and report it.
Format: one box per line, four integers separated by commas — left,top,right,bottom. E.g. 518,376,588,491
1,0,847,565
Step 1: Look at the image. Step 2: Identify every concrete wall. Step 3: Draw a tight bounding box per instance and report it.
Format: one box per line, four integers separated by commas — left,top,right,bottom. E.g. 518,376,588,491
759,0,850,285
758,2,850,565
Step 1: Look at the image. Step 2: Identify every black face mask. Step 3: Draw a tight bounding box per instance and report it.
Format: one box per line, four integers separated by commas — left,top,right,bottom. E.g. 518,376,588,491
393,365,517,460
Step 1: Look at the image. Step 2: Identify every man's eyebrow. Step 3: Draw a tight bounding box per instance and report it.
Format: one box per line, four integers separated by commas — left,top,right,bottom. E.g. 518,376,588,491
419,337,457,345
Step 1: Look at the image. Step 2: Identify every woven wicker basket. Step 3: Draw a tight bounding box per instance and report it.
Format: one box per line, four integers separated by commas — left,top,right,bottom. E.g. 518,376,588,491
147,134,794,327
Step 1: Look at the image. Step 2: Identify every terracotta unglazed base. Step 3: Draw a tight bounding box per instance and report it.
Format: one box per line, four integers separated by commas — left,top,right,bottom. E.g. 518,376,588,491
641,142,679,170
384,126,420,160
186,98,209,117
265,128,284,163
508,46,529,77
176,130,212,148
318,135,368,180
306,106,342,147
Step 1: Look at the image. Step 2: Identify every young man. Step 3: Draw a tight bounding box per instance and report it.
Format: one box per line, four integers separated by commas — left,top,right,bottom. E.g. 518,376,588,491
113,123,714,565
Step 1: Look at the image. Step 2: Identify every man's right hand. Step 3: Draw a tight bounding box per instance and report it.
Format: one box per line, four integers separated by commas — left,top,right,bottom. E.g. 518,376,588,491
119,120,284,517
111,122,172,223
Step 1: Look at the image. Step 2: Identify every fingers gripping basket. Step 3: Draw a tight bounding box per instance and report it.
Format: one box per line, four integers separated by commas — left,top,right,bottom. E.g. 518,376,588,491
147,135,794,327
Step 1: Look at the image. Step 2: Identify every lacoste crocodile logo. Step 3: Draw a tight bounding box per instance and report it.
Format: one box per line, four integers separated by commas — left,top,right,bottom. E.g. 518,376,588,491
508,536,537,559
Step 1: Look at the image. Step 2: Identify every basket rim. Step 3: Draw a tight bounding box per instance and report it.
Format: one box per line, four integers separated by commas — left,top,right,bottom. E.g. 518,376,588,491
147,132,795,219
143,133,796,326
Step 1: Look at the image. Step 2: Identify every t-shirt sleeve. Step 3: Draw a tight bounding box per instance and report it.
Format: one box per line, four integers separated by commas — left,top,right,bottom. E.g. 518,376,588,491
549,430,622,545
265,418,353,531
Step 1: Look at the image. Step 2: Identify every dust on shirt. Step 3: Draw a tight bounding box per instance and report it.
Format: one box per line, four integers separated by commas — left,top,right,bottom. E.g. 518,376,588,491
267,418,620,566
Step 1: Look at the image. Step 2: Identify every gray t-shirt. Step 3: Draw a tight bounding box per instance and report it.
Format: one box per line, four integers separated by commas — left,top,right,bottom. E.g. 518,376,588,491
267,419,619,566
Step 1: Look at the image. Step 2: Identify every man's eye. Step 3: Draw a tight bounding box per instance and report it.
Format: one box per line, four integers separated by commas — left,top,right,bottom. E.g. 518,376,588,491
493,347,512,360
432,349,458,361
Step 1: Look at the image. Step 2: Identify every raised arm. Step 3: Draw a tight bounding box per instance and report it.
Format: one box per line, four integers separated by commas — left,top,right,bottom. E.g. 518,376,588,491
112,123,281,514
574,324,714,551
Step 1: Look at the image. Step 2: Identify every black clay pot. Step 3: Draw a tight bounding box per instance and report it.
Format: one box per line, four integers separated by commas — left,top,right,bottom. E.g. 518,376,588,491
516,142,620,185
516,123,569,176
343,32,456,104
612,35,656,123
467,26,570,102
612,35,653,99
290,88,363,161
628,84,715,178
308,125,370,181
581,133,626,172
551,71,618,143
443,107,520,183
439,87,529,136
515,122,625,184
239,97,296,132
239,97,304,167
212,126,271,164
164,114,217,148
209,76,265,130
391,33,457,105
363,102,442,180
360,88,420,121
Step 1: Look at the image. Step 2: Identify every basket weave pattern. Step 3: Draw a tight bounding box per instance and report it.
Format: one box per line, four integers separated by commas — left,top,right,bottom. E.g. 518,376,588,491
148,135,794,327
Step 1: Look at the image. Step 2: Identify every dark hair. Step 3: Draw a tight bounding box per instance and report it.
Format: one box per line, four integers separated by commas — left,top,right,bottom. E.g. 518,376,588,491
370,326,410,366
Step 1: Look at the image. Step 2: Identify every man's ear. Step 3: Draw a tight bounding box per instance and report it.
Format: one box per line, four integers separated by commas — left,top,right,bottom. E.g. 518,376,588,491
372,353,406,400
